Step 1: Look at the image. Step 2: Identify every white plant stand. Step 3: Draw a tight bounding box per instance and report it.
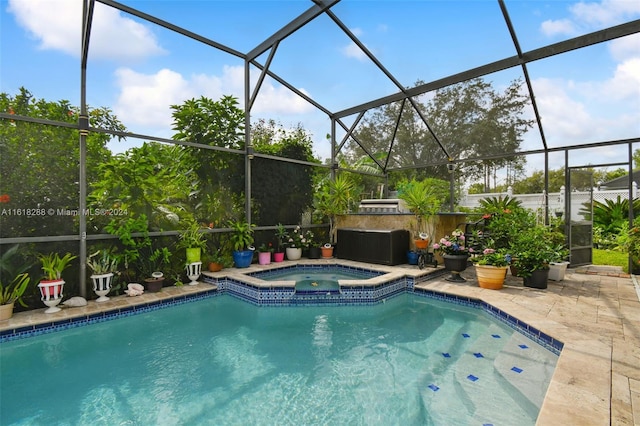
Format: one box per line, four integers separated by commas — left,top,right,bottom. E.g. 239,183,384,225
186,261,202,285
38,280,65,314
91,273,114,302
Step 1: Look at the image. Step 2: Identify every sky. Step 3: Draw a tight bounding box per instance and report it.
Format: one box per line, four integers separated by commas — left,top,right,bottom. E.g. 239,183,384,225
1,0,639,178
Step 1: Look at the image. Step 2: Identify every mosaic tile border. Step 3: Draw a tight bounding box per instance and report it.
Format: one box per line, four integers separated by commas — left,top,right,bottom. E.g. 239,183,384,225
413,287,564,355
247,264,384,280
2,270,564,357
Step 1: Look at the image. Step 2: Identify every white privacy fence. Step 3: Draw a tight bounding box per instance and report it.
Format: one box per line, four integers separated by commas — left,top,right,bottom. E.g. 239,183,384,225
459,183,638,221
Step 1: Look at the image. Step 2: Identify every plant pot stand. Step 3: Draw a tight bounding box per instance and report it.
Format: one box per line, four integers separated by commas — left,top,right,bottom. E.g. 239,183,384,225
186,261,202,285
91,273,114,302
38,280,65,313
443,254,469,282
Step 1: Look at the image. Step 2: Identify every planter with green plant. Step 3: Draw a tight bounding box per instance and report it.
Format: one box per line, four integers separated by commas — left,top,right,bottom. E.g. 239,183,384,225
86,248,119,302
397,178,443,248
314,174,357,248
274,223,287,262
141,247,172,292
229,220,255,268
38,252,77,313
257,243,274,265
471,240,511,290
510,224,565,289
178,220,208,263
0,273,30,320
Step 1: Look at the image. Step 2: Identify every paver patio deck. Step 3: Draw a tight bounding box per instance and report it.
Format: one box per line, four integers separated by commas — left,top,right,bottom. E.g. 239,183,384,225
1,262,638,425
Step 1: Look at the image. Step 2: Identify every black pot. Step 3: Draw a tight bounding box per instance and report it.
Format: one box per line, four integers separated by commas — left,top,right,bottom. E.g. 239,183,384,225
443,254,469,282
308,246,321,259
523,268,549,289
144,277,164,293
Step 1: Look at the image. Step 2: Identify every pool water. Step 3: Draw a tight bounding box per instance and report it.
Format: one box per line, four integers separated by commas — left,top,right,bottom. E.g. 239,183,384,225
251,265,382,292
0,294,558,425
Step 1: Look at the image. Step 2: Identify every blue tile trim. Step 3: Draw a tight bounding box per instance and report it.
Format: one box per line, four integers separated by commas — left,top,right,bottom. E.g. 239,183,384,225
413,287,564,355
2,267,565,357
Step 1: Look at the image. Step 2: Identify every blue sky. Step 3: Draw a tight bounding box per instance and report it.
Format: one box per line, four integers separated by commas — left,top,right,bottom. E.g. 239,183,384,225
1,0,639,176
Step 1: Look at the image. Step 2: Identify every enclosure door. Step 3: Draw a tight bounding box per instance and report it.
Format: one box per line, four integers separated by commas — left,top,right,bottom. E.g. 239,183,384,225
567,169,593,266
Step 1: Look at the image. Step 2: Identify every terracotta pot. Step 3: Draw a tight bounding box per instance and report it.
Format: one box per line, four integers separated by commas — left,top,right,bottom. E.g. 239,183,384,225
321,246,334,258
415,239,429,250
208,262,223,272
475,264,508,290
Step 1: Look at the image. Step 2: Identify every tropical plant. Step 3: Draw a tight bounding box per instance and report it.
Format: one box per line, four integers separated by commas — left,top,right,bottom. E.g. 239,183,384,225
0,273,30,306
397,178,443,238
314,174,357,244
177,220,208,251
39,252,77,281
257,243,274,253
86,248,119,275
274,223,288,252
477,195,523,214
228,220,255,251
581,196,639,236
105,215,151,271
140,247,172,278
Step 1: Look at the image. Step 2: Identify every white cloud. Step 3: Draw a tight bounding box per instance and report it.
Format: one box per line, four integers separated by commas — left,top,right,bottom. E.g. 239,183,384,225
609,33,640,62
540,19,576,37
7,0,165,61
341,42,368,61
540,0,640,37
113,65,314,132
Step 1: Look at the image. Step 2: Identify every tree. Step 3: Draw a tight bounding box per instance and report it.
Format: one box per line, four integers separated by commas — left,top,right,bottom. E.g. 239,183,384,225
0,87,125,238
347,78,534,189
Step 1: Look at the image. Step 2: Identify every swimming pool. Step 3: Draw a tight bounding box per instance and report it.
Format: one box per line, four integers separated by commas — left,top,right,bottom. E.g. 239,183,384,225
0,293,558,425
249,265,384,293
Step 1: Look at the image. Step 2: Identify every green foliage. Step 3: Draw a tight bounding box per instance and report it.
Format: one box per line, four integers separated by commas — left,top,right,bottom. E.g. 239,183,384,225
510,225,567,277
177,220,208,251
483,206,536,251
0,88,125,238
38,252,77,281
228,220,255,251
314,174,358,244
0,273,30,307
89,142,196,231
105,215,151,271
86,248,119,275
477,195,522,214
274,223,288,252
582,196,638,236
473,246,511,267
397,177,445,237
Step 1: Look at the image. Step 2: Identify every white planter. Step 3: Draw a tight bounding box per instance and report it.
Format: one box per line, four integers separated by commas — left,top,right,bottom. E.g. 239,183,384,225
286,247,302,261
548,261,569,281
38,279,65,313
91,273,114,302
186,261,202,286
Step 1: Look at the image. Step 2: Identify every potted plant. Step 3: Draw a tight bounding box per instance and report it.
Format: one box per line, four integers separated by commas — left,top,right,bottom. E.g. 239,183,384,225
86,248,119,302
510,225,558,289
177,220,208,263
38,252,77,313
471,242,511,290
257,243,274,265
304,230,321,259
433,229,473,282
274,223,287,262
314,174,357,249
284,225,306,261
140,247,171,292
397,178,443,248
228,220,255,268
0,272,30,320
